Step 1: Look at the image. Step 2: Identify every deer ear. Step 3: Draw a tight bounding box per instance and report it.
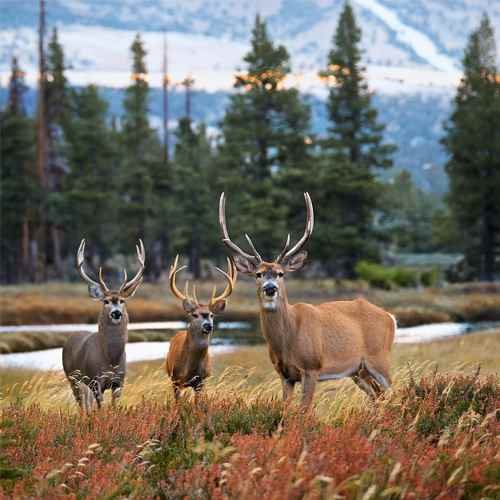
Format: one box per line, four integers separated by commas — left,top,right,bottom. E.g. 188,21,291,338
182,299,197,313
121,278,143,298
233,255,258,275
282,251,308,272
209,299,226,314
88,283,105,300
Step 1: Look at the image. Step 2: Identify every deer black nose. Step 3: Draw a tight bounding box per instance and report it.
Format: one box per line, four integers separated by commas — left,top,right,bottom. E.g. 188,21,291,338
263,284,278,297
111,310,122,320
202,321,212,333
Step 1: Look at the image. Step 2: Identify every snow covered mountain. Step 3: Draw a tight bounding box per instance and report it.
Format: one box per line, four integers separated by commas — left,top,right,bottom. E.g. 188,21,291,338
1,0,498,92
0,0,499,192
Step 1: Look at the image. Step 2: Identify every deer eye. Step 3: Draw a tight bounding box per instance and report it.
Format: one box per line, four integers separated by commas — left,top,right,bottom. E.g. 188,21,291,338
119,299,125,304
103,300,110,305
277,272,284,278
192,313,199,319
256,272,262,278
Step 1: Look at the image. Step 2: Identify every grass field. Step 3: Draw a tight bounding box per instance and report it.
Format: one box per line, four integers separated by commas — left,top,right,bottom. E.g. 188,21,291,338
0,332,499,498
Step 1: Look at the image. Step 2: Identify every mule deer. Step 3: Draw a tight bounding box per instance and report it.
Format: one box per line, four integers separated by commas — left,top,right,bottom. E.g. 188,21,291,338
219,192,396,410
62,239,145,410
166,255,237,401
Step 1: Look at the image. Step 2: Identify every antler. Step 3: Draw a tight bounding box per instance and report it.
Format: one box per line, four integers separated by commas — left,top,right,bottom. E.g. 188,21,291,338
276,192,314,263
119,239,146,294
210,257,238,305
169,254,189,302
98,267,110,293
76,239,105,290
219,193,262,264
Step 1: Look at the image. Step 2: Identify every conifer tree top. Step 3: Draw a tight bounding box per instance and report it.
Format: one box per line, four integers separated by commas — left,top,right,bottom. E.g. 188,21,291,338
236,14,290,91
7,56,27,115
131,34,147,79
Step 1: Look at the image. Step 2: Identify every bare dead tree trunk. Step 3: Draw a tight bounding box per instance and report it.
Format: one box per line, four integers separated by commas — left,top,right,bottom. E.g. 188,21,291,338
35,0,48,282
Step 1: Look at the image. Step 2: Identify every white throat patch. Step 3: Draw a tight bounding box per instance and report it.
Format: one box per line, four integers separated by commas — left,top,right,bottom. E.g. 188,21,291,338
262,297,278,311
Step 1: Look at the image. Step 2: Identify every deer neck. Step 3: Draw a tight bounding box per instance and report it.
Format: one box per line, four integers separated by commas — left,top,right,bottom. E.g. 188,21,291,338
186,324,210,351
185,326,209,368
259,284,295,358
97,310,129,368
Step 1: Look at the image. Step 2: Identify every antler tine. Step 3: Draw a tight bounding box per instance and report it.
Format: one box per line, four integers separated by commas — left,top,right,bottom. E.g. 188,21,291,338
229,256,238,284
275,233,291,264
118,268,128,292
76,239,102,289
283,192,314,260
219,193,261,263
245,234,263,262
169,254,189,301
192,284,200,306
184,281,191,302
211,257,238,304
136,239,145,266
121,239,146,293
98,267,110,292
210,285,217,305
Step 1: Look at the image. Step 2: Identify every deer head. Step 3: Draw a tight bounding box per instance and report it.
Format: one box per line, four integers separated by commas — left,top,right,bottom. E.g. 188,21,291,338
219,192,314,311
76,239,146,325
169,255,237,336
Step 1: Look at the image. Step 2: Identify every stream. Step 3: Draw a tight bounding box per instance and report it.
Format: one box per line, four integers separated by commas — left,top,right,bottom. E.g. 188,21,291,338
0,320,498,371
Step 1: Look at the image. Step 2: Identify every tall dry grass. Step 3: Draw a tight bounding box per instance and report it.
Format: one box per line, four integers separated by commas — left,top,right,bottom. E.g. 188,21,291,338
1,330,498,411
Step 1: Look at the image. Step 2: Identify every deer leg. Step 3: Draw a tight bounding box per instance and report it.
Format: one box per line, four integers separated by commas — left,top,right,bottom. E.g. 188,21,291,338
90,380,103,409
281,378,296,404
111,382,122,406
364,364,391,391
172,383,181,401
301,371,318,411
352,374,378,400
70,381,82,408
193,383,206,408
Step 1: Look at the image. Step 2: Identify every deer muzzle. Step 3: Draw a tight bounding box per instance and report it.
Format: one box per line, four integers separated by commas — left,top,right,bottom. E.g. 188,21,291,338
263,282,278,297
201,321,213,334
110,310,123,322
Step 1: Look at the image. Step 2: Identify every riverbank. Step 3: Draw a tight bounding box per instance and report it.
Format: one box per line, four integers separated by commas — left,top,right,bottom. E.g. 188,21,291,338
0,319,498,356
2,280,500,327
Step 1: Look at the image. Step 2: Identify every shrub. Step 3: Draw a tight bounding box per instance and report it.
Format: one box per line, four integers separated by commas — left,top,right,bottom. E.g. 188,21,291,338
355,261,394,289
420,268,439,287
355,261,420,289
392,266,419,288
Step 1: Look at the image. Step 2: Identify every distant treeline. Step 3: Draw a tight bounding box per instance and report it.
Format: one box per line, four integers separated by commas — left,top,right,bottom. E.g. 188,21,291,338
1,4,499,283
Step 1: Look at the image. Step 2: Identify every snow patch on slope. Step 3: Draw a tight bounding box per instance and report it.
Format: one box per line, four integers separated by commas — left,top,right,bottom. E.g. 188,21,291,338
0,21,460,95
353,0,457,72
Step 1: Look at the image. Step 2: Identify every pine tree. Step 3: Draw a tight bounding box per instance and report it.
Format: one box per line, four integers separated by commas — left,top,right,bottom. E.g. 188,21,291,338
171,118,215,278
63,85,120,266
217,15,312,257
46,28,70,132
442,14,500,281
317,1,395,276
0,57,38,283
119,34,166,277
45,27,71,276
379,171,441,253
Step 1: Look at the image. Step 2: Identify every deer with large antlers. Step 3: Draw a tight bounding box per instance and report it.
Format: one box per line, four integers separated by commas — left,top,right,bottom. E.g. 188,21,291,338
166,255,237,401
219,192,396,410
62,239,145,410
